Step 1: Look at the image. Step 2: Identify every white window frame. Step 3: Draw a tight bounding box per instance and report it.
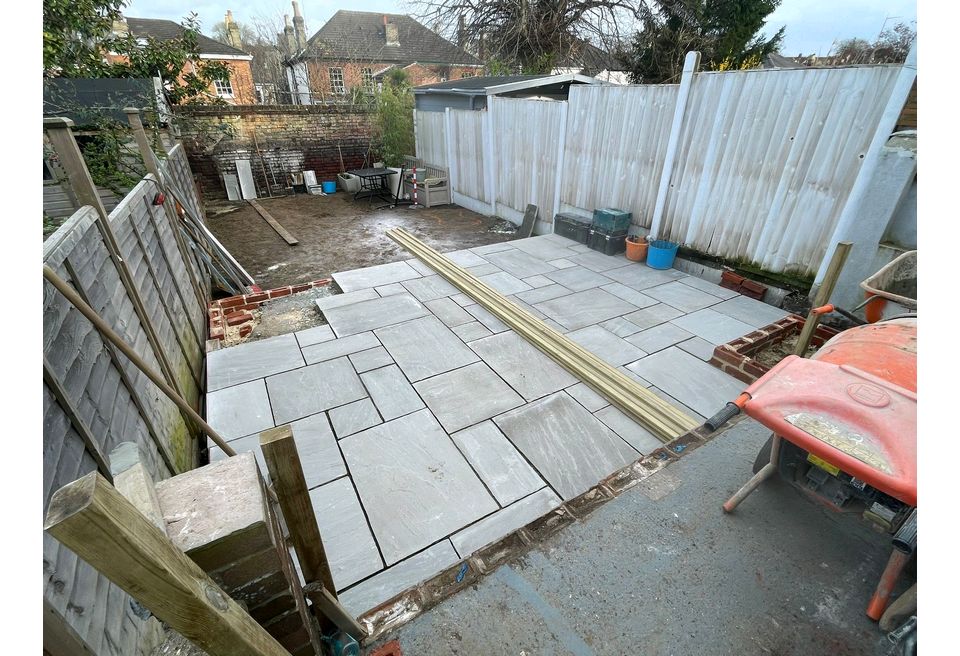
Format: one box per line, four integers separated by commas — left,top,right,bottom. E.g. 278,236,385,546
214,78,234,98
329,67,345,95
361,67,374,91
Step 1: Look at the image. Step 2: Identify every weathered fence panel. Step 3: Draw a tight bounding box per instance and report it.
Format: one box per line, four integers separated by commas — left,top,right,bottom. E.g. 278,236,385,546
448,109,488,214
414,110,448,169
43,150,207,653
561,84,678,227
659,65,902,276
491,97,565,227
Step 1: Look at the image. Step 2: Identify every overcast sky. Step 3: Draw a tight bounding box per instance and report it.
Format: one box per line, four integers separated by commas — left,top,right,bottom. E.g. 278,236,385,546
122,0,917,57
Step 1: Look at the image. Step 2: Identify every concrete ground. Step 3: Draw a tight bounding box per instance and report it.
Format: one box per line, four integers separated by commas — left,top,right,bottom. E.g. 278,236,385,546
204,194,517,290
375,418,905,656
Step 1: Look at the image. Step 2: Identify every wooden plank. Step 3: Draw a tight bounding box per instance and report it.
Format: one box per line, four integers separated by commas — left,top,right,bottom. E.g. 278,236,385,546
45,472,291,656
387,228,699,441
259,425,367,641
248,200,299,246
519,204,538,239
43,598,97,656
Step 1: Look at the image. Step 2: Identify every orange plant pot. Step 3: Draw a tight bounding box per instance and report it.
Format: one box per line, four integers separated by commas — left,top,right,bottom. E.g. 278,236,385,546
625,236,648,262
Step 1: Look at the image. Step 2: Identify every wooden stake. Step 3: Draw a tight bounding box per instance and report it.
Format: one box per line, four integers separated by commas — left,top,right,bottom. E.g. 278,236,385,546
259,426,367,641
248,200,299,245
108,442,166,532
794,241,852,357
44,472,291,656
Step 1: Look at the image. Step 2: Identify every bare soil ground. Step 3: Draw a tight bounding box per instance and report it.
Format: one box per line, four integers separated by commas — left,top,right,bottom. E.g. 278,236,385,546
205,193,518,290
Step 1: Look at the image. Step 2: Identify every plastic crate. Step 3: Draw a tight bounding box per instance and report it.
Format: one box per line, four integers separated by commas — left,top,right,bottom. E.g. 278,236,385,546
592,208,632,232
588,228,627,255
554,213,592,244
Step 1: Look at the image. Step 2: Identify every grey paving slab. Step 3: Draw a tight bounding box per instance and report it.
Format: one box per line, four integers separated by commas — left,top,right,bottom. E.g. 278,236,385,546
568,251,633,273
329,398,382,438
465,263,502,277
316,288,380,312
405,258,435,276
484,249,557,278
301,331,380,364
425,297,474,327
711,295,792,329
324,293,430,338
567,243,593,253
451,487,562,557
679,276,740,299
401,275,459,302
266,357,367,425
626,347,744,417
544,265,614,292
626,322,696,354
645,280,724,313
522,274,553,289
464,304,510,333
451,421,545,506
333,260,422,292
206,379,275,440
543,318,569,334
446,249,490,268
510,298,547,320
494,392,639,499
677,336,718,361
478,271,533,295
594,406,663,455
468,331,577,401
619,366,653,387
340,409,498,564
603,264,686,290
622,303,686,331
414,362,525,433
295,324,335,348
535,288,637,331
207,334,305,392
471,242,516,255
600,282,658,309
376,316,480,382
565,382,609,412
599,316,644,338
649,386,706,423
540,233,578,246
348,346,394,373
287,413,348,487
360,364,425,421
375,282,407,297
451,320,493,343
514,283,573,306
510,237,577,261
339,540,461,617
309,477,384,589
547,258,576,269
208,432,268,475
567,325,647,367
450,293,474,307
671,308,755,345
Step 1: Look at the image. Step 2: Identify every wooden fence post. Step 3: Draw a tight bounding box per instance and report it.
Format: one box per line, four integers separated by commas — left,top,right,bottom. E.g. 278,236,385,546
484,100,497,216
259,426,368,642
124,108,207,312
551,100,569,230
44,472,292,656
43,118,189,413
649,51,701,240
444,108,457,196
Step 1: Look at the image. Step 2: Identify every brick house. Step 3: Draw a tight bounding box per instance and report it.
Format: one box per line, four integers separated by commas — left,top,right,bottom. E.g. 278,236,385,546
110,17,256,105
285,10,483,104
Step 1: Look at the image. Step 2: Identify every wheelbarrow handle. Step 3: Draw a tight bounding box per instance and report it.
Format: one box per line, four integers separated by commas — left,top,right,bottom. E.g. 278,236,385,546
704,393,751,432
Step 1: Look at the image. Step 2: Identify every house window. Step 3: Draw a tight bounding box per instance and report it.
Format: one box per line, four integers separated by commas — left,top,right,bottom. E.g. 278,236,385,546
329,67,345,95
361,68,374,91
214,78,234,98
461,71,474,78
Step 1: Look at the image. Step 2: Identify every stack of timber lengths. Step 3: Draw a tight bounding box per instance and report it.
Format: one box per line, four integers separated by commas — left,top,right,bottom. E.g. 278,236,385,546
387,228,699,441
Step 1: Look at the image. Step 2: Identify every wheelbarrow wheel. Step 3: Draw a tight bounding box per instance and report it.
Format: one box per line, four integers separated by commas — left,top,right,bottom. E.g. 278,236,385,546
752,435,775,474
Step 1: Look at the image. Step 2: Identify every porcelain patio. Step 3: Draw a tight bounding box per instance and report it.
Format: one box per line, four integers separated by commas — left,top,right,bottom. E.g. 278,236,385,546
203,233,789,618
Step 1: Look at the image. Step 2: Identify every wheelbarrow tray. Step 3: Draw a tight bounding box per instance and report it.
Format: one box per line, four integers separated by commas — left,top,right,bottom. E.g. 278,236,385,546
860,250,917,309
742,355,917,506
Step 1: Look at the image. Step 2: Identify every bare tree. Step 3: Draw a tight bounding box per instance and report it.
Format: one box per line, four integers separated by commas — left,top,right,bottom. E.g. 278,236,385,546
833,21,915,64
407,0,647,72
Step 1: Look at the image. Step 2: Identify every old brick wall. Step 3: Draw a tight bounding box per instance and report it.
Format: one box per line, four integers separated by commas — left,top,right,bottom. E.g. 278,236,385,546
176,104,377,199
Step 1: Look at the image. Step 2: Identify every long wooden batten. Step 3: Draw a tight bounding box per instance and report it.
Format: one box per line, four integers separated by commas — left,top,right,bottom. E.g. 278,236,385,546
386,228,699,442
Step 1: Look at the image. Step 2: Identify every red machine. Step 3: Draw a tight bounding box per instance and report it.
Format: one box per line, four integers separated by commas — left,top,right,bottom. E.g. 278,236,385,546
708,316,917,622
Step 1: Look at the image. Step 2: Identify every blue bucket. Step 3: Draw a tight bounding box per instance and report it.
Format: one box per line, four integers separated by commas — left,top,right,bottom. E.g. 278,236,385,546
322,180,337,194
646,240,679,270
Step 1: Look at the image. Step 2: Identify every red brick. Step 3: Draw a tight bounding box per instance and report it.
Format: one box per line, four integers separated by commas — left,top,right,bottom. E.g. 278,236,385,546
237,303,261,311
219,296,247,309
225,311,253,326
291,283,313,293
311,278,333,286
244,292,269,303
721,271,745,286
238,324,253,338
369,641,404,656
742,360,769,378
209,326,225,339
268,287,293,299
713,347,743,366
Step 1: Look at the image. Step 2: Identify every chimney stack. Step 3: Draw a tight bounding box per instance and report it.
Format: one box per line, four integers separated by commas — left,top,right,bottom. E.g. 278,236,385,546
284,14,296,53
384,15,399,47
291,2,307,50
224,10,243,49
457,14,465,49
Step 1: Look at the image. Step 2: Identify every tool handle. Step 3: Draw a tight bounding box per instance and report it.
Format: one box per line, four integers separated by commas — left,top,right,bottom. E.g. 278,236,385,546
704,402,742,432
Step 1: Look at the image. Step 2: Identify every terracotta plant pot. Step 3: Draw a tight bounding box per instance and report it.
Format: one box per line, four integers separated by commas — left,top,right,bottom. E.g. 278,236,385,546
625,236,648,262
